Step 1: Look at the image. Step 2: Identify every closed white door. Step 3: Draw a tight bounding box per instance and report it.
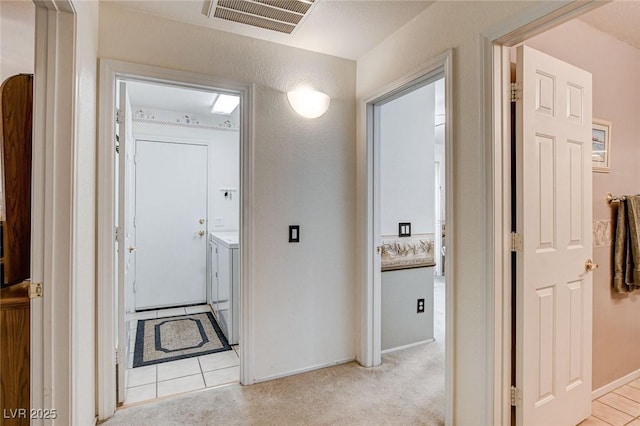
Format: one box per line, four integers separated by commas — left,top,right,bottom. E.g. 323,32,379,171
134,140,208,310
515,45,593,426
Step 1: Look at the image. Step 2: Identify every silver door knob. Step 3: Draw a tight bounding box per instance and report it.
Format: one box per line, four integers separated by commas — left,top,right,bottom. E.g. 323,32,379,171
585,259,598,272
198,230,205,237
128,246,136,253
199,218,205,224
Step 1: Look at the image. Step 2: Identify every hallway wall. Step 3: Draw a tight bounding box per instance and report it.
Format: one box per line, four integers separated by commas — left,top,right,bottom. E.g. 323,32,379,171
99,2,357,382
523,18,640,392
356,1,546,423
0,0,34,82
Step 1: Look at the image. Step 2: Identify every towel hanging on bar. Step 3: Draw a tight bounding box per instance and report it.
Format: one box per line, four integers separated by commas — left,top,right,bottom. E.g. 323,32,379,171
614,195,640,292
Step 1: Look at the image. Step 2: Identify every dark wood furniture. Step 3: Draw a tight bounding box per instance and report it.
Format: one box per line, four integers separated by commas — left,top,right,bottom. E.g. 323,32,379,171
0,282,29,425
0,74,33,425
0,74,32,286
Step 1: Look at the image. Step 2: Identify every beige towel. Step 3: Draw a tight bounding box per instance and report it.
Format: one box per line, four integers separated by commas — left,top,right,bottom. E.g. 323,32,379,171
614,195,640,292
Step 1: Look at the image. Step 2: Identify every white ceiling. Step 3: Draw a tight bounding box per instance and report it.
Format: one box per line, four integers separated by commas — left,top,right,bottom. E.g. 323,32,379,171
579,1,640,51
122,1,640,118
107,0,434,60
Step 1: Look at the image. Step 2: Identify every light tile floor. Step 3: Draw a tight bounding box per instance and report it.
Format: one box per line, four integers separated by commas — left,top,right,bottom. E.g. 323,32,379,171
581,379,640,425
123,304,239,406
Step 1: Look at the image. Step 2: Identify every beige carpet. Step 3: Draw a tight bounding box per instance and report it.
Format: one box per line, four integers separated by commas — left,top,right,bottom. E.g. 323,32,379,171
103,277,446,426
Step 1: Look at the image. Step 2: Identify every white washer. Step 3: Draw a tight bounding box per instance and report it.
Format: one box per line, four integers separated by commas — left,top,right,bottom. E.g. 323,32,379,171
209,232,239,344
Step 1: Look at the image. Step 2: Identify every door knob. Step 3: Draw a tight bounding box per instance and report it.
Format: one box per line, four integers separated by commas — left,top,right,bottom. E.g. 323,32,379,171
128,246,136,253
199,218,205,224
585,259,598,272
197,230,205,237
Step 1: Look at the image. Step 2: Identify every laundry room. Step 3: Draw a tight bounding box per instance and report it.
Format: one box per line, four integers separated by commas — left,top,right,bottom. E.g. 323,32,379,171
116,80,241,404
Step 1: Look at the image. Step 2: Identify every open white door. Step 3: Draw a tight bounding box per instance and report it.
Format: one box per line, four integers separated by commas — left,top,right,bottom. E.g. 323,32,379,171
116,81,134,403
515,45,592,426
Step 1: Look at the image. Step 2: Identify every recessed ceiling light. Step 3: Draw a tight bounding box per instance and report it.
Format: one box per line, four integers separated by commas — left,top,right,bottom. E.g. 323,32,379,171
211,94,240,115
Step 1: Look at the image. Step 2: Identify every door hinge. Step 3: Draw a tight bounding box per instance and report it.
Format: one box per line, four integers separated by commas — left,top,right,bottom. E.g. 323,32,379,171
28,281,43,299
510,232,522,252
510,82,522,102
115,108,122,124
115,348,120,364
510,386,521,407
133,281,136,293
115,226,122,242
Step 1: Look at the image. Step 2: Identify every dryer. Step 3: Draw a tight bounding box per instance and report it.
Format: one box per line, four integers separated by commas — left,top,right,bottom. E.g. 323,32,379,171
208,232,239,345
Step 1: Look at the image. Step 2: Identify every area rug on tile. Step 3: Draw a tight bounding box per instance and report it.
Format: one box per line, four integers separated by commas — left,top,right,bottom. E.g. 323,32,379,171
133,312,231,368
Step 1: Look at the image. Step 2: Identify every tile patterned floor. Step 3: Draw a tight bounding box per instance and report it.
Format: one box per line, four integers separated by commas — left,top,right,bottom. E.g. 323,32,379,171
581,379,640,425
123,304,239,406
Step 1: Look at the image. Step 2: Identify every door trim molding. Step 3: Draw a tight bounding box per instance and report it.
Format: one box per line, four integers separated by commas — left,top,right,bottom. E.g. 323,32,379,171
359,49,454,425
96,59,254,419
482,1,602,424
31,1,77,423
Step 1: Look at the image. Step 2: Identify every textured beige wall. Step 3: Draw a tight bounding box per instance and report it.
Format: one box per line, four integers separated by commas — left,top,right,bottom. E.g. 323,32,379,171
356,1,538,423
524,18,640,392
0,0,34,82
99,3,358,381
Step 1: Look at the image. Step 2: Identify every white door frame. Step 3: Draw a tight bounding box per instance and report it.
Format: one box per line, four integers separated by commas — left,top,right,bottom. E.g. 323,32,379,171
482,1,602,424
31,1,77,424
96,59,254,419
360,49,453,423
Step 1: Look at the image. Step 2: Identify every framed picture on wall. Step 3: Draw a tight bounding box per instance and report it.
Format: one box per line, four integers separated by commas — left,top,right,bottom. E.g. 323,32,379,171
592,119,612,173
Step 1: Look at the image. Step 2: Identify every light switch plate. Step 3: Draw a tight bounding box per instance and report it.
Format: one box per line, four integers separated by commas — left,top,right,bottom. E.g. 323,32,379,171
289,225,300,243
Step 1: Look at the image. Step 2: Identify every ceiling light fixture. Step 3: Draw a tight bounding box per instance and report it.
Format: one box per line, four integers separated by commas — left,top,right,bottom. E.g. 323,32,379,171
211,94,240,115
287,89,330,119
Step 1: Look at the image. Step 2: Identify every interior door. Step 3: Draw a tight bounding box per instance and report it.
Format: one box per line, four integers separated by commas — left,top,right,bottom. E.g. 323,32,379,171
134,140,208,309
515,45,593,426
116,81,134,403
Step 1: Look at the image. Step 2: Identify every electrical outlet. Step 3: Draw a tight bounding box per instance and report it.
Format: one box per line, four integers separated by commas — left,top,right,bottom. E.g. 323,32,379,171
399,222,411,237
417,298,425,313
214,217,224,227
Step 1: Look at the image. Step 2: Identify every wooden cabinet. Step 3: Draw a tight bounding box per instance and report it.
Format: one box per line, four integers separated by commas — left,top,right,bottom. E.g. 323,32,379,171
0,74,33,424
0,74,32,286
0,283,30,425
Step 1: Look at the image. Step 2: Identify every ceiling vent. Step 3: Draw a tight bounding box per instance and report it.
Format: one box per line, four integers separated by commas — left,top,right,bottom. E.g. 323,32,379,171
206,0,316,34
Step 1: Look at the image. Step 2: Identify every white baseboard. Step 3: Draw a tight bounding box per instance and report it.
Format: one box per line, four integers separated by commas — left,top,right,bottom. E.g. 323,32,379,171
381,338,436,355
592,368,640,400
253,357,356,384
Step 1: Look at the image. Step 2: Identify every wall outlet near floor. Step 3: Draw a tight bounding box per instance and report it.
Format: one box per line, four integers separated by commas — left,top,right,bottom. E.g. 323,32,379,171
417,298,425,313
214,217,224,227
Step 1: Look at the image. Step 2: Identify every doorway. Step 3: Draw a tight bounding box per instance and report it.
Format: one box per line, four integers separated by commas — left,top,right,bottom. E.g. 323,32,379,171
97,60,255,418
115,79,241,405
362,49,453,423
486,2,621,425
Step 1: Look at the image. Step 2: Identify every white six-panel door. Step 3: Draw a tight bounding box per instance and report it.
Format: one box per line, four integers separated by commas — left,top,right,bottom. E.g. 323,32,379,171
516,45,593,426
134,140,208,310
